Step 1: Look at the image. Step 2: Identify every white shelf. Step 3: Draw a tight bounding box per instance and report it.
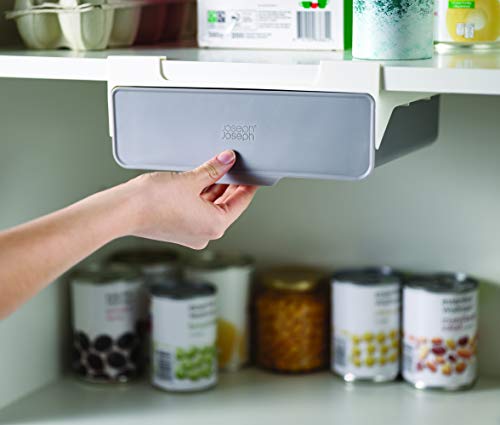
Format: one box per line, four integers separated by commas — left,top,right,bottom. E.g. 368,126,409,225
0,47,499,95
0,369,499,425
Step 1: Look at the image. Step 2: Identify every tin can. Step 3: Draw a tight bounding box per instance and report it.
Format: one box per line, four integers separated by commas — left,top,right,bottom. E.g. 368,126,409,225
150,279,217,392
184,251,254,372
70,263,144,383
332,267,401,382
107,248,180,280
108,248,181,364
402,273,479,390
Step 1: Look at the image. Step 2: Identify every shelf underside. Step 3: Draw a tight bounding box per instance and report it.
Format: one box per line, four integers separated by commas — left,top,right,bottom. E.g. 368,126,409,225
0,47,499,95
0,369,499,425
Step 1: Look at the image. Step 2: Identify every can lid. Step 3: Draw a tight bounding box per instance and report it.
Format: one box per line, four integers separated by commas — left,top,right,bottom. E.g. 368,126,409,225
107,248,180,275
261,266,325,292
150,279,216,299
70,262,140,283
184,250,253,270
332,266,399,286
405,272,479,293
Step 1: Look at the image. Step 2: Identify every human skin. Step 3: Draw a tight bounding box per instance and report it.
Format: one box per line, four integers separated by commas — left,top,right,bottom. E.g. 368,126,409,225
0,150,257,320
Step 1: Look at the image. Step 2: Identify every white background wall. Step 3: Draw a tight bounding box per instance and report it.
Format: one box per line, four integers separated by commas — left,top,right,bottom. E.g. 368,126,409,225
0,75,499,408
0,79,138,409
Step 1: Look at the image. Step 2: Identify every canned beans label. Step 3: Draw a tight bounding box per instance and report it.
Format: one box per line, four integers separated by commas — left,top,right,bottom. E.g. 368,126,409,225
71,280,144,381
333,282,400,379
403,288,478,388
152,296,217,391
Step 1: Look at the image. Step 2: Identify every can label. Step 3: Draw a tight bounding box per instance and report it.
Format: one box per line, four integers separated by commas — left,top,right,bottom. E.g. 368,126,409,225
332,281,400,380
186,267,252,372
434,0,500,43
402,287,478,389
152,295,217,391
71,279,144,381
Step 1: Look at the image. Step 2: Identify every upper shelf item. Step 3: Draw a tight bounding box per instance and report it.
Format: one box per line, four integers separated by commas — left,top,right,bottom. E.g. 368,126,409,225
197,0,352,51
108,56,438,185
5,0,196,51
434,0,500,50
352,0,434,60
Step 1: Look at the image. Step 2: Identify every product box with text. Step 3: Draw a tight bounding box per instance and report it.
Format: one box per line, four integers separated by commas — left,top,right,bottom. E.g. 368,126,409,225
197,0,352,50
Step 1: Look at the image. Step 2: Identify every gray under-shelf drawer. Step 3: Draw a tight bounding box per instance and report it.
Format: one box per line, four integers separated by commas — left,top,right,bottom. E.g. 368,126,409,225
111,87,439,185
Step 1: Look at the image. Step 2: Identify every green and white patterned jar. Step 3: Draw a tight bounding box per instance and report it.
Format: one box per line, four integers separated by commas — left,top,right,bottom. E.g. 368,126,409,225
353,0,434,60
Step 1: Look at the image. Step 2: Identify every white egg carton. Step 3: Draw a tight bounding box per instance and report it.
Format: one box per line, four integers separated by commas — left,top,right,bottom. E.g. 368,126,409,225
6,0,195,51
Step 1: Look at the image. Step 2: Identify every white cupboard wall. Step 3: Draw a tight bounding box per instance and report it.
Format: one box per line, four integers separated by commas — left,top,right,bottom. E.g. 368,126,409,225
0,2,499,411
1,78,500,409
0,78,138,409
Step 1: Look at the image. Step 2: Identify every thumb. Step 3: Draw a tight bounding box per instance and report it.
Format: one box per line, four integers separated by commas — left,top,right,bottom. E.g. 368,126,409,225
189,150,236,188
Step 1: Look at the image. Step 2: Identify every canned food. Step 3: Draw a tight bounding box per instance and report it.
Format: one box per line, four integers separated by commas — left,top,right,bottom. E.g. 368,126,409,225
150,279,217,392
402,273,479,390
108,248,181,363
332,267,401,382
256,267,328,373
107,248,180,279
184,251,254,372
70,263,144,383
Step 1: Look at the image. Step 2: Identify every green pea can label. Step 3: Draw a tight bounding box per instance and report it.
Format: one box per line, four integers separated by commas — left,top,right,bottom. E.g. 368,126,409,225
402,275,478,390
332,268,401,382
151,292,217,392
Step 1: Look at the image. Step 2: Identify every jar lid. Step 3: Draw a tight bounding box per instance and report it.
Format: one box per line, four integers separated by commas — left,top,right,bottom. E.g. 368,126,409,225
404,272,479,293
261,267,325,292
150,279,216,300
184,250,253,270
70,262,139,284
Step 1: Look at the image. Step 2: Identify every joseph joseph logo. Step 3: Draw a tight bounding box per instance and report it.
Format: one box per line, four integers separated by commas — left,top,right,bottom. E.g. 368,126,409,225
221,124,257,142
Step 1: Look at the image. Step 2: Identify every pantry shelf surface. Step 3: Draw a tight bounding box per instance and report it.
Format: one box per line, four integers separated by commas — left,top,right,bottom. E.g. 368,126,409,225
0,369,499,425
0,47,499,95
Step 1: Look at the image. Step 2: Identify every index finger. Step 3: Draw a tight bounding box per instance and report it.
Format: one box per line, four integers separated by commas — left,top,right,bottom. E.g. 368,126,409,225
216,185,258,224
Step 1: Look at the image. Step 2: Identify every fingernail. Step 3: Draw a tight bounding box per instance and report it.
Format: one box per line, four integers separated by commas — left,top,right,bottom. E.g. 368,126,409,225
217,150,236,165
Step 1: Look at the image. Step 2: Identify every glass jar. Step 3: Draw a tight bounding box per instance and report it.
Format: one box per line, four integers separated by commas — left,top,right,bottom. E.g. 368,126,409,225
434,0,500,51
255,267,328,373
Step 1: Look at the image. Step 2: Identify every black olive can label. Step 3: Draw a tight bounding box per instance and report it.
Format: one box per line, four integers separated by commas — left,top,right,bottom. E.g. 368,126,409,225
71,278,145,383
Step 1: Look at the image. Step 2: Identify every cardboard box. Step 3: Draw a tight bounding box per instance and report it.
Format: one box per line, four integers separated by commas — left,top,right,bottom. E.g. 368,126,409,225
197,0,352,50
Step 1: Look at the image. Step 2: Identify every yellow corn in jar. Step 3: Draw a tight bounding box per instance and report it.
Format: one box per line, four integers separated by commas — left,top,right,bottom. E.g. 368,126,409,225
255,267,328,373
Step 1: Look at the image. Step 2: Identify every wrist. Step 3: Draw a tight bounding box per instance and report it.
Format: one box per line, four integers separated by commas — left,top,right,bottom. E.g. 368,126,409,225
105,179,144,240
78,180,143,243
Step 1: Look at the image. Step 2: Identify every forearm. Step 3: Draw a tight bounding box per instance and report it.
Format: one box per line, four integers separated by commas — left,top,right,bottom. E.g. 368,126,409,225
0,150,256,320
0,182,137,320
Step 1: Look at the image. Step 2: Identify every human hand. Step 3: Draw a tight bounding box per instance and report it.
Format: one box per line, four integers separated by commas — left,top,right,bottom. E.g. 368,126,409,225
123,150,258,249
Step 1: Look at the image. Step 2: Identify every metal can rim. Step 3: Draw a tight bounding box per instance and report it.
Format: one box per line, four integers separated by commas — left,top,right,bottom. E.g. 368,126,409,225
184,250,254,270
69,262,140,284
107,248,180,267
403,272,479,293
149,279,216,299
332,266,400,286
